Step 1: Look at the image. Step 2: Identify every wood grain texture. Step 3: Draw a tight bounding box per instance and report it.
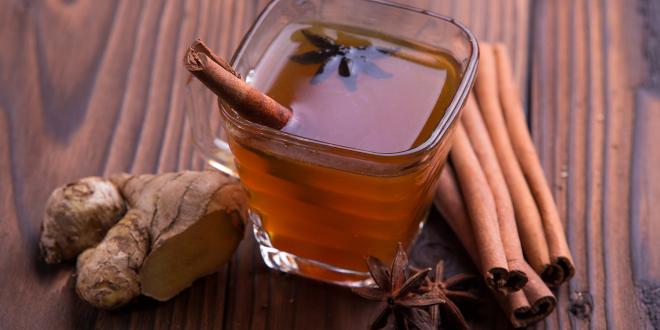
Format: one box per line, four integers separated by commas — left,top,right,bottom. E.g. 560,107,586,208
0,0,656,329
530,0,658,329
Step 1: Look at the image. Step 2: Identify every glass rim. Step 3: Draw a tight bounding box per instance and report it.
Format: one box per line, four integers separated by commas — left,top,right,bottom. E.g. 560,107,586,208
222,0,479,162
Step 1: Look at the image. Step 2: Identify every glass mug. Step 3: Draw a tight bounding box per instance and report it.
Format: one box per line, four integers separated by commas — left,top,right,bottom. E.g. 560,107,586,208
185,0,478,286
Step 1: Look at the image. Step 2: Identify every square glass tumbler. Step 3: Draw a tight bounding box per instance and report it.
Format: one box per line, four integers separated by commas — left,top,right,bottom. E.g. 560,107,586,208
185,0,478,287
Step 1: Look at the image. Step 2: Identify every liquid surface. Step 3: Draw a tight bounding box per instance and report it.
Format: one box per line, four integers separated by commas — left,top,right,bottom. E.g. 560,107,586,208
250,23,460,153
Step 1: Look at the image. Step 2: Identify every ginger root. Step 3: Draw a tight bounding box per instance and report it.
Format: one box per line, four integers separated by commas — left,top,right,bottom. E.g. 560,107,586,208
40,170,247,309
75,209,148,309
40,177,126,264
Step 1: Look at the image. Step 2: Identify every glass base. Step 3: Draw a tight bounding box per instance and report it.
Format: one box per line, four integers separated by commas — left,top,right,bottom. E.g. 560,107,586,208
250,210,373,287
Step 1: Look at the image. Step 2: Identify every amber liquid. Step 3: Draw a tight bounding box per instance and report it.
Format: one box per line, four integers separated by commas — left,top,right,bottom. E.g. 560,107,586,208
231,23,460,278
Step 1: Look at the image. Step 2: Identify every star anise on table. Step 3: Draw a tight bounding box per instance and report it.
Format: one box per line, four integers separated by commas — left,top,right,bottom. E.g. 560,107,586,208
353,243,476,330
289,29,393,90
416,261,481,330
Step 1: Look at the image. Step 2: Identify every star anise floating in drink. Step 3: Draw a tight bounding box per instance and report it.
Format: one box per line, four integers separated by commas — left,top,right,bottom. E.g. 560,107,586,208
352,244,478,330
290,29,393,89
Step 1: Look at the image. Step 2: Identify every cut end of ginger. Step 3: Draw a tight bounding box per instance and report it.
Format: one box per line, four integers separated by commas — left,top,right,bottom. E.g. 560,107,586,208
140,207,244,301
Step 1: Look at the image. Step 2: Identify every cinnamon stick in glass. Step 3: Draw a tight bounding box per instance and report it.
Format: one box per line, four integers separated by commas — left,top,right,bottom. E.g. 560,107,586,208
434,166,556,328
449,124,509,293
183,39,292,129
473,43,552,277
461,95,528,290
493,43,575,286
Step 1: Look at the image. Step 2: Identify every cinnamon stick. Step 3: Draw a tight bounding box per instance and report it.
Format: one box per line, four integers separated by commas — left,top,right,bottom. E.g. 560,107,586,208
434,165,480,264
184,39,292,129
496,263,556,328
449,124,509,293
473,43,552,276
461,95,528,291
493,43,575,285
435,166,556,328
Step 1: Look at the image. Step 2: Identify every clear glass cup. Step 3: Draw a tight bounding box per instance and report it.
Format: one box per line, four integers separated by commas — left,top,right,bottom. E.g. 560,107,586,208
185,0,478,287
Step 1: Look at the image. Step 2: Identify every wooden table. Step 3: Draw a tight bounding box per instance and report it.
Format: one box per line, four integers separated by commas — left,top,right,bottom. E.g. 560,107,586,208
1,0,658,328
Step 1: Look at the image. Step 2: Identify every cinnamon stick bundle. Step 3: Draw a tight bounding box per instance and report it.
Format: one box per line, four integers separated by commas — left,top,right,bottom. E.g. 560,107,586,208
460,96,528,290
472,43,552,277
184,39,292,129
434,166,556,328
492,44,575,285
434,43,573,326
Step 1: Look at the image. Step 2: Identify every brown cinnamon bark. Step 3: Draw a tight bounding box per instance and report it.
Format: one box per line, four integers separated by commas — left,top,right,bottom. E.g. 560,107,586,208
496,263,556,328
184,39,292,129
493,43,575,285
434,166,556,328
434,165,480,263
461,95,528,291
449,124,509,293
473,43,552,276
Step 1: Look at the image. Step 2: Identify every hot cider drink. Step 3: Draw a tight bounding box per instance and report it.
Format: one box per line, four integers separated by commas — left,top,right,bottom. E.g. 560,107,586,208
225,22,463,283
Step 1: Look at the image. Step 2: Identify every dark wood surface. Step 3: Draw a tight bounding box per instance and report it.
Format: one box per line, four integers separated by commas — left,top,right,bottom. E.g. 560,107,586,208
1,0,658,329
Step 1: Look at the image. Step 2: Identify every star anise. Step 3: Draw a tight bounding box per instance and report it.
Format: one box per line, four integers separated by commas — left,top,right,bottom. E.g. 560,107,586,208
352,244,446,330
417,261,481,330
290,29,393,90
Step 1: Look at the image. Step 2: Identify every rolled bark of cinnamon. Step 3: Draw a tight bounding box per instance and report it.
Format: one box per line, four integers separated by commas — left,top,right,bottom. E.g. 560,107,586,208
184,39,292,129
493,43,575,286
461,95,528,291
435,166,556,328
473,43,552,277
496,263,556,328
434,165,480,263
449,124,509,293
